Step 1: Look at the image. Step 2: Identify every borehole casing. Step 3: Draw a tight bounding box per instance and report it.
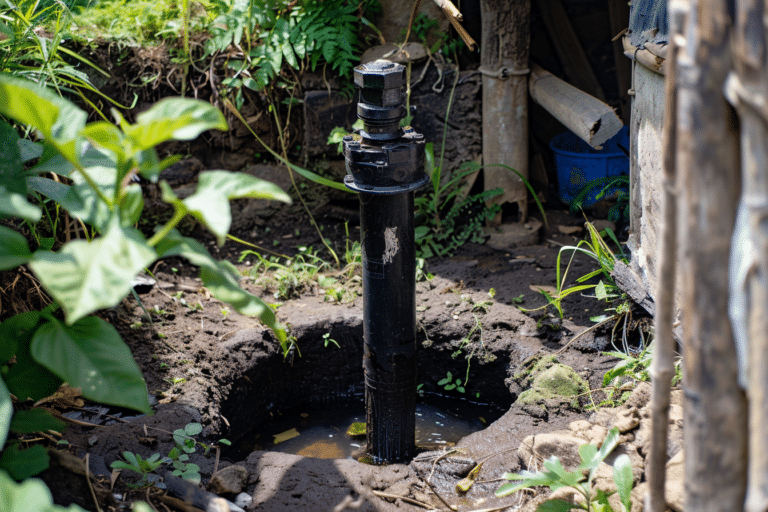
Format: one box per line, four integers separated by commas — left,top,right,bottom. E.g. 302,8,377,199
343,59,428,463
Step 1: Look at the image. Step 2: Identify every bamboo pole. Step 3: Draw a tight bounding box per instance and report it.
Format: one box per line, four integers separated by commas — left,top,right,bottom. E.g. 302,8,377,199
728,0,768,509
645,2,681,510
676,0,748,508
480,0,530,225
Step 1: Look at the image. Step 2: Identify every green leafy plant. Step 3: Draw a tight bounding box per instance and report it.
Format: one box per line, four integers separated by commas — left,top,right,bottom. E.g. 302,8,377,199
570,175,630,223
322,332,339,349
597,338,682,408
406,13,464,57
415,143,503,258
0,75,288,491
110,452,168,488
242,245,329,300
0,0,130,115
526,222,626,319
437,370,465,393
496,426,633,512
0,468,91,511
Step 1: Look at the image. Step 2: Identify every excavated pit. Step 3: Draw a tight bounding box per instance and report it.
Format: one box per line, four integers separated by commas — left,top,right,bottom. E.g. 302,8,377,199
216,301,514,461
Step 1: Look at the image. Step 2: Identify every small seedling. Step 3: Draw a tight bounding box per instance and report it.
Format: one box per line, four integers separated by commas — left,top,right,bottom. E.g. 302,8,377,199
322,333,340,349
220,307,230,317
472,300,493,314
130,321,143,330
159,362,169,370
111,452,169,488
511,294,525,304
164,377,187,386
488,288,496,298
438,371,465,393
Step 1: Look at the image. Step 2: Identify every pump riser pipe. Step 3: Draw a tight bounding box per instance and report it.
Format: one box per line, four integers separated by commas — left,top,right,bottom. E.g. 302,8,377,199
360,192,417,463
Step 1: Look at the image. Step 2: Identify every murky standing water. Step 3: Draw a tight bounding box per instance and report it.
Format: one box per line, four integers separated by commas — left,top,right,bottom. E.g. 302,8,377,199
229,394,504,460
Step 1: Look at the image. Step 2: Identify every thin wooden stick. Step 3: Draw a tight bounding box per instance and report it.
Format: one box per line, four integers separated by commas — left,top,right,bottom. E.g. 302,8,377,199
645,10,680,511
371,490,437,510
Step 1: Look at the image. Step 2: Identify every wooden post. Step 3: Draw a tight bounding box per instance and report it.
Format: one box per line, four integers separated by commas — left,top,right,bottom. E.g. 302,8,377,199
676,0,748,508
728,0,768,510
607,0,632,123
480,0,530,225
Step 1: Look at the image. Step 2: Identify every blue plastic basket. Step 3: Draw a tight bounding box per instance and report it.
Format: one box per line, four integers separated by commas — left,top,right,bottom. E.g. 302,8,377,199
550,126,630,208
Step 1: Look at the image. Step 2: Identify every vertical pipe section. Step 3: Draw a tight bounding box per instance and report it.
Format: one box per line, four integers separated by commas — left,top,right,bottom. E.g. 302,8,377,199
344,60,429,463
360,192,417,463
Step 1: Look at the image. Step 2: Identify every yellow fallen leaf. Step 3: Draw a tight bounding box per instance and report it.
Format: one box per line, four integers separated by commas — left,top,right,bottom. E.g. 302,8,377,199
273,428,300,444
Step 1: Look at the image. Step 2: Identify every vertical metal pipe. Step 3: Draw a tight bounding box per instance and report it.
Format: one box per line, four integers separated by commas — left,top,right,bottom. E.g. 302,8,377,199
343,60,428,463
360,192,417,462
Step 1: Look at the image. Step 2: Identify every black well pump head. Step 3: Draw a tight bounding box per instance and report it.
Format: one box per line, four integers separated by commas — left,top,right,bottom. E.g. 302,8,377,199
343,60,428,463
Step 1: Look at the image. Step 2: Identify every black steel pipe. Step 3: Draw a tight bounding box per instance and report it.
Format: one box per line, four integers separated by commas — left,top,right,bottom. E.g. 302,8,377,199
343,60,428,463
360,192,417,462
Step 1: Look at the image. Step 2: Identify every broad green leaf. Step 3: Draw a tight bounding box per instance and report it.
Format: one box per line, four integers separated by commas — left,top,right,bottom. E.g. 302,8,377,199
0,468,91,511
184,422,203,436
0,75,87,164
583,427,621,485
121,183,145,226
0,443,50,480
538,499,578,512
0,184,41,222
30,218,156,324
578,443,598,466
183,170,291,244
0,226,32,270
156,232,286,342
0,119,23,183
18,139,43,163
0,379,11,451
542,457,582,489
31,316,151,414
80,122,127,163
1,314,62,402
125,98,227,150
28,152,75,177
612,454,633,511
495,480,530,497
9,409,66,434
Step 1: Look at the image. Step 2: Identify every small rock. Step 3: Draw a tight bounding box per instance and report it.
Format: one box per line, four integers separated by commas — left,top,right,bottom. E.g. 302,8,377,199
234,493,252,509
518,432,587,471
557,224,584,235
613,407,641,433
665,450,684,511
591,220,616,233
569,420,592,433
207,465,249,495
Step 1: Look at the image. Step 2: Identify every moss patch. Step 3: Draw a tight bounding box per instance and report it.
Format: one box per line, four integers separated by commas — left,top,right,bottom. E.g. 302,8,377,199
514,362,588,409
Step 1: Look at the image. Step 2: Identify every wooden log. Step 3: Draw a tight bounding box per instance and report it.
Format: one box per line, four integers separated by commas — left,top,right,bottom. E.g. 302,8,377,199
728,0,768,509
675,0,748,507
529,64,623,149
480,0,530,225
536,0,606,101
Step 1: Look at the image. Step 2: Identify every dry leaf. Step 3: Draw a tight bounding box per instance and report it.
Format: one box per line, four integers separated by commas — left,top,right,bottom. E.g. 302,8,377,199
273,428,300,444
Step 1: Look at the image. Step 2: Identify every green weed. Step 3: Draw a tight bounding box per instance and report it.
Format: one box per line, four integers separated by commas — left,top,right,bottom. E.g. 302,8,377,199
496,426,633,512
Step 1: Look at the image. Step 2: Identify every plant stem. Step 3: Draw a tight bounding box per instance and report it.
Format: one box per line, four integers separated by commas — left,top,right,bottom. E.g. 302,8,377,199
147,208,186,247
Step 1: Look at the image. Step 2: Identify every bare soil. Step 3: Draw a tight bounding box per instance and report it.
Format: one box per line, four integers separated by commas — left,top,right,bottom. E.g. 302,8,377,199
20,195,650,512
